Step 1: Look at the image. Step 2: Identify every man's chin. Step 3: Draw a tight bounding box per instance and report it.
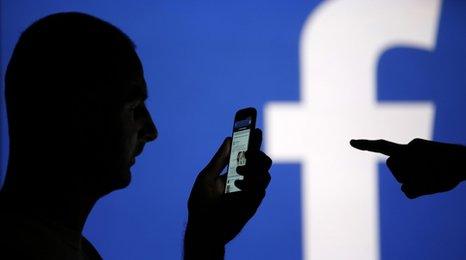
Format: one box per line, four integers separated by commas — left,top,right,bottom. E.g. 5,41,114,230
113,168,132,189
98,169,132,196
115,169,132,188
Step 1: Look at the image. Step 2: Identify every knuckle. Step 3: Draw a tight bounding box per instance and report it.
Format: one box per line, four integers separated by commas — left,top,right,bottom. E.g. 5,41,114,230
266,155,273,165
386,157,395,170
409,138,423,146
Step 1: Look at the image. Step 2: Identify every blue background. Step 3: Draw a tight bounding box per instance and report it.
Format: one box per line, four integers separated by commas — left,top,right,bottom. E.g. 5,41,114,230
1,1,465,259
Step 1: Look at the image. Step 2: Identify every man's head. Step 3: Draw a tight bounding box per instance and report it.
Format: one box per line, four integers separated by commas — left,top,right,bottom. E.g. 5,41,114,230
3,12,157,197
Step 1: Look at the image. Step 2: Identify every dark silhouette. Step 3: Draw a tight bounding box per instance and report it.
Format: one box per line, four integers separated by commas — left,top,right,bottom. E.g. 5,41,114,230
350,138,466,198
0,12,272,260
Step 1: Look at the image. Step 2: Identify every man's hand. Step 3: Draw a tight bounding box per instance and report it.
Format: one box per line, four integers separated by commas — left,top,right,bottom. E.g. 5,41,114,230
350,138,466,199
184,129,272,260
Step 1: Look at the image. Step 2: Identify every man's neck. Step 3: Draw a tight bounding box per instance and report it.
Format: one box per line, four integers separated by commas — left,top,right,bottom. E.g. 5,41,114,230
1,184,98,234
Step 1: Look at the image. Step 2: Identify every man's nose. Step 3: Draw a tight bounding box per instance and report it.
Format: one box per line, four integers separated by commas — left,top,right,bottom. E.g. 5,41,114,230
141,106,158,142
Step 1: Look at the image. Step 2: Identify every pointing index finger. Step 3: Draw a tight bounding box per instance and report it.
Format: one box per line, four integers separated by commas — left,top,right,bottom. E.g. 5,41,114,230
350,139,404,156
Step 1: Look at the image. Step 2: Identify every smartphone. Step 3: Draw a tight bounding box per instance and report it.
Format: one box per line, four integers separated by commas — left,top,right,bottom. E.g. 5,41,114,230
225,107,257,193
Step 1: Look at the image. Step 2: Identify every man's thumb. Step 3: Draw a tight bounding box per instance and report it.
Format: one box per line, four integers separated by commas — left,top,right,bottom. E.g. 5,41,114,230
202,137,231,179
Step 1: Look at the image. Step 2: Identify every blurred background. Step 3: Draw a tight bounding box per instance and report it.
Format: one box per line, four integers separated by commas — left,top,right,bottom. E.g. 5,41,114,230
1,0,465,259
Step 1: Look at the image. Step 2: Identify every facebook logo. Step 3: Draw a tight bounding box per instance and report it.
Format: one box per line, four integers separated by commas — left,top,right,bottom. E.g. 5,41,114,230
264,0,466,259
1,0,465,260
266,1,438,259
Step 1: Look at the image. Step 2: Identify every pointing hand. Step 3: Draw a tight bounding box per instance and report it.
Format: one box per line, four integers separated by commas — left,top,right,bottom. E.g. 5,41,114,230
351,138,466,198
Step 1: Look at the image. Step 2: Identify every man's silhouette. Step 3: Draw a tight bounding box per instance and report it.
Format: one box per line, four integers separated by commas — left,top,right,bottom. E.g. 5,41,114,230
0,12,271,260
351,138,466,198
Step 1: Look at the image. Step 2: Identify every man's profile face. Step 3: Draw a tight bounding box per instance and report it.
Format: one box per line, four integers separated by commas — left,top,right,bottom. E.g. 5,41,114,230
88,57,158,195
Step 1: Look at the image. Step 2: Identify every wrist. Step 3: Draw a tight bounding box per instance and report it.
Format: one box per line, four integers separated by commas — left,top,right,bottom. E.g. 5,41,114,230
184,218,225,260
185,215,225,243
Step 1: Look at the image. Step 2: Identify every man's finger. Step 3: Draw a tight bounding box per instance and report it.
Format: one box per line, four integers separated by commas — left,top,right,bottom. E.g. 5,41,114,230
249,128,263,152
350,139,404,156
386,156,407,183
245,151,272,171
202,137,232,179
401,184,423,199
234,178,267,199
